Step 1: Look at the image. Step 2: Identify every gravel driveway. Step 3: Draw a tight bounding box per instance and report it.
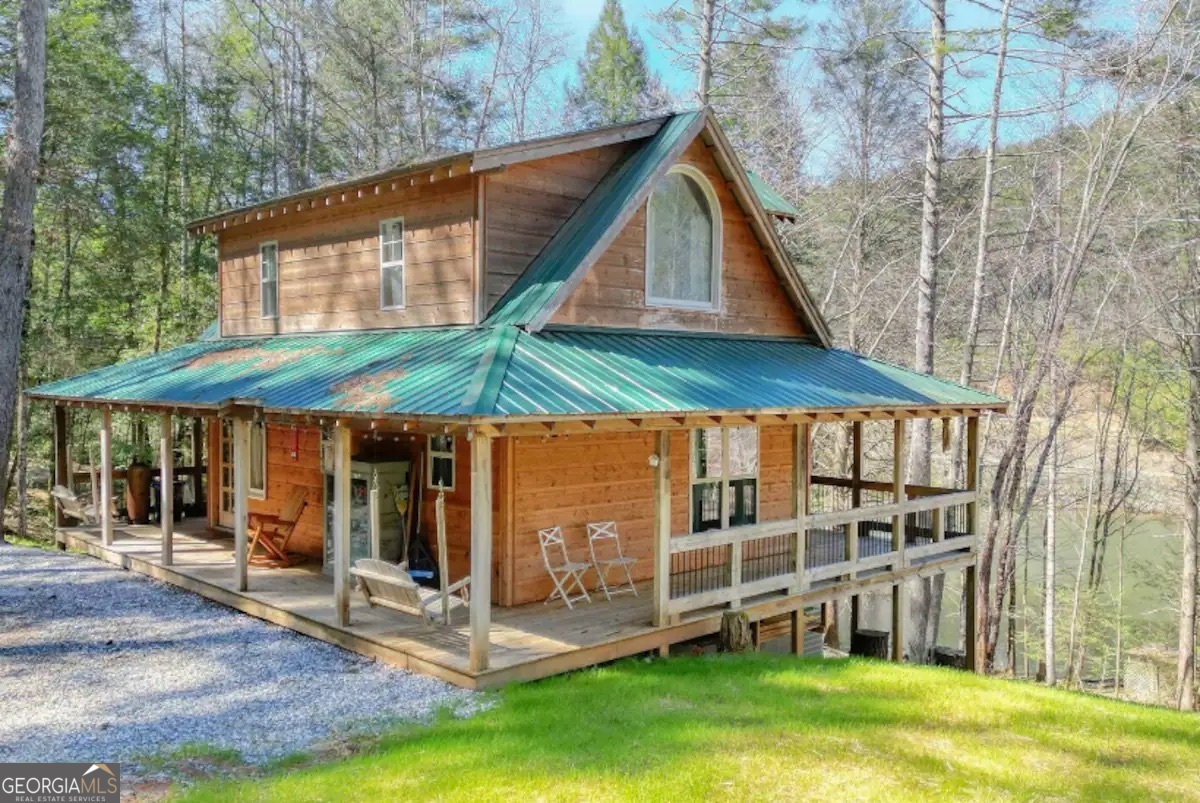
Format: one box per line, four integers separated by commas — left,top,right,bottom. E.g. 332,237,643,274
0,542,475,767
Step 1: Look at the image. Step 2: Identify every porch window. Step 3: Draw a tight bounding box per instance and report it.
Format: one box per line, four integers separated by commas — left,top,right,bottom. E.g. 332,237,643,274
428,435,454,490
249,421,267,500
646,166,721,310
379,218,405,310
260,242,278,318
690,426,758,533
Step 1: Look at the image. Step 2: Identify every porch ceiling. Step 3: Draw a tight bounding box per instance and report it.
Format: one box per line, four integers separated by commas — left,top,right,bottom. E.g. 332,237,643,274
26,325,1006,420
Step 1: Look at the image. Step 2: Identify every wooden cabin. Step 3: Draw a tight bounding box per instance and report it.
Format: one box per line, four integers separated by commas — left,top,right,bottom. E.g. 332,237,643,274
28,110,1006,688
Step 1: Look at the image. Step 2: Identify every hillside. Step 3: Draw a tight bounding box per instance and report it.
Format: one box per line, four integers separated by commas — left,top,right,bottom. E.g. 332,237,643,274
180,655,1200,802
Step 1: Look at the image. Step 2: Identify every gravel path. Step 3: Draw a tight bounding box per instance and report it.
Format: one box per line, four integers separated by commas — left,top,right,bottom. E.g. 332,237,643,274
0,542,475,767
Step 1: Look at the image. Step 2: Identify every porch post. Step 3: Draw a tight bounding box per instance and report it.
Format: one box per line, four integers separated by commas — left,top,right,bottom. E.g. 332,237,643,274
53,405,69,528
792,422,809,593
964,564,978,672
965,415,982,672
232,417,250,592
848,420,862,636
332,424,352,627
99,408,114,546
892,419,907,556
469,432,493,672
191,417,205,513
160,412,174,566
891,419,907,662
652,430,671,628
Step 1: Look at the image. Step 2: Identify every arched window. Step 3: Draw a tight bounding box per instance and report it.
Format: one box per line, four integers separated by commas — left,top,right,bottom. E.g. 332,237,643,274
646,166,721,310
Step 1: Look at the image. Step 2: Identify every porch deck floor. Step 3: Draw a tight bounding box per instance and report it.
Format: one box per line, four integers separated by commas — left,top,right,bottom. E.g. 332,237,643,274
56,522,693,689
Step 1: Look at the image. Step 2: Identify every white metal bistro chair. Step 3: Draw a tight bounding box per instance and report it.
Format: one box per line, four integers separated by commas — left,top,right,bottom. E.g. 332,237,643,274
587,521,639,600
538,526,592,609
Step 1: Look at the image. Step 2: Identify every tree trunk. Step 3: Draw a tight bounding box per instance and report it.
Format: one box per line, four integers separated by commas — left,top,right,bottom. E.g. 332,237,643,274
1177,334,1199,710
909,0,946,665
1045,369,1059,685
15,361,28,540
696,0,714,106
0,0,48,490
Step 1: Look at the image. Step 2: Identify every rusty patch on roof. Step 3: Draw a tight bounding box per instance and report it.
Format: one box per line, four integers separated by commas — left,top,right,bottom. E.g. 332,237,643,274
330,368,409,412
186,345,340,373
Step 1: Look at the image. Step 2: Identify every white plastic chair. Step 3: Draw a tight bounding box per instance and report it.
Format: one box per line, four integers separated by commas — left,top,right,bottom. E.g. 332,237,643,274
538,526,592,609
587,521,639,600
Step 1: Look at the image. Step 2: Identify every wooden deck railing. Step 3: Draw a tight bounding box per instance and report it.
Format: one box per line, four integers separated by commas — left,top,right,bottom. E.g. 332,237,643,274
666,484,977,617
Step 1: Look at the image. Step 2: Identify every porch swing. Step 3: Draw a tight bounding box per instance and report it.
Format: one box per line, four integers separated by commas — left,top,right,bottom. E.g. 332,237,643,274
350,472,471,627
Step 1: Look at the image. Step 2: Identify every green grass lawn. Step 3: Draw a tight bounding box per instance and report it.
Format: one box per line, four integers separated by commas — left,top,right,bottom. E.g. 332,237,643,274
181,655,1200,802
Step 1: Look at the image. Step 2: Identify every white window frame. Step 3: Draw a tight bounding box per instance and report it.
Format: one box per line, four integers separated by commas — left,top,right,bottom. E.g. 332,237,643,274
379,217,406,311
688,426,759,533
427,434,455,491
645,164,723,313
248,420,267,501
259,241,279,319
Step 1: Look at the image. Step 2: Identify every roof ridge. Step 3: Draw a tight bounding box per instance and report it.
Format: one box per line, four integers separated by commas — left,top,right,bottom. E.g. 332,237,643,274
457,325,521,415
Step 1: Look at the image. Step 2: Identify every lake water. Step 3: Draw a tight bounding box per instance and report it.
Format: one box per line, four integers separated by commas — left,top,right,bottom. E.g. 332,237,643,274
839,512,1184,678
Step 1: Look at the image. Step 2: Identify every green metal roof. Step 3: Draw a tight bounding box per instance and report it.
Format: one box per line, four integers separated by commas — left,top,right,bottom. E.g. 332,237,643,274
747,170,800,218
485,111,704,328
28,326,1005,418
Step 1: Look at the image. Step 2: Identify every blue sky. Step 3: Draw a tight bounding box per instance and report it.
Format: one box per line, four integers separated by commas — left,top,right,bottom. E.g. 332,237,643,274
550,0,1094,154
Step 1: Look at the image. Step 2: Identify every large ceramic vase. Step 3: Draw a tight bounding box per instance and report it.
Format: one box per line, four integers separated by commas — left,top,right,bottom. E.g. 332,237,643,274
125,460,152,524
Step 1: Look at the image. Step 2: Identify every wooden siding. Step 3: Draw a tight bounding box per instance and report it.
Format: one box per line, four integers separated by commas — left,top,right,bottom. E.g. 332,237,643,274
251,424,326,556
483,143,634,312
416,435,510,605
550,138,807,336
219,176,475,336
207,420,325,557
507,426,796,606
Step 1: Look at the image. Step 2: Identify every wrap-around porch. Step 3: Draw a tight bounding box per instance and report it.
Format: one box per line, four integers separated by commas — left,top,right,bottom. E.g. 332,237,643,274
48,409,986,688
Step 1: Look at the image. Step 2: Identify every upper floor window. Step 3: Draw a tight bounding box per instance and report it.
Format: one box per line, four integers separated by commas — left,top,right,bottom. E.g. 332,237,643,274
260,242,278,319
380,218,405,310
646,166,721,311
690,426,758,533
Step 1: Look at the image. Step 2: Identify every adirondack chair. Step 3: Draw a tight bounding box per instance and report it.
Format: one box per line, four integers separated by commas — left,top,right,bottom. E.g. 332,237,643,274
350,558,470,626
247,487,308,567
51,485,99,524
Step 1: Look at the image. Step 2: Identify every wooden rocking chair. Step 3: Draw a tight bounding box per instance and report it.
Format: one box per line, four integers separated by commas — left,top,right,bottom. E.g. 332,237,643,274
247,487,308,567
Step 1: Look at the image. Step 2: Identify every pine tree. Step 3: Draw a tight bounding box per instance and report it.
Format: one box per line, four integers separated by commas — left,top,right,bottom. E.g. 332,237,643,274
566,0,667,127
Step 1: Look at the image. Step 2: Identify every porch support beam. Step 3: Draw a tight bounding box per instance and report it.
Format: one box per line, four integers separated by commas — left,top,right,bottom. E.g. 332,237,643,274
232,417,250,592
792,423,809,593
892,419,907,663
653,430,671,628
965,564,979,672
160,413,174,566
99,408,114,546
332,424,352,627
469,433,493,672
191,417,205,513
965,415,981,672
53,405,69,527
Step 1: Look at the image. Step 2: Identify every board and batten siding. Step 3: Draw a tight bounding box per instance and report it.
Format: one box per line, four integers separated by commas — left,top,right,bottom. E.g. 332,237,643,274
218,175,476,336
549,138,807,337
483,142,635,312
507,426,796,606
